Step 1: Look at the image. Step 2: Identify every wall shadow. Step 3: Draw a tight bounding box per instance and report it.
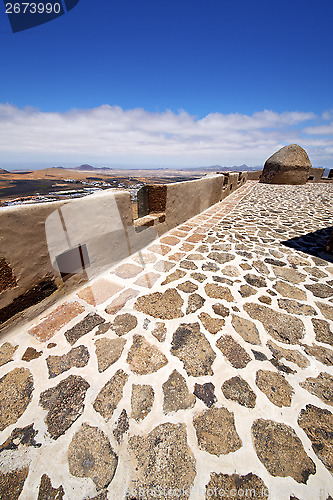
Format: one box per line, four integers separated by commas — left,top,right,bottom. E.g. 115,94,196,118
281,226,333,263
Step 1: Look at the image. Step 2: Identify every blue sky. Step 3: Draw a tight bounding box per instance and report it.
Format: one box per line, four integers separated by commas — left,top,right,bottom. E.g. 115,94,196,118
1,0,333,169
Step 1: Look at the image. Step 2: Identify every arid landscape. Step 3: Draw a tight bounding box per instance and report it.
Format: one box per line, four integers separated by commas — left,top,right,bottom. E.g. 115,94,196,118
0,166,203,208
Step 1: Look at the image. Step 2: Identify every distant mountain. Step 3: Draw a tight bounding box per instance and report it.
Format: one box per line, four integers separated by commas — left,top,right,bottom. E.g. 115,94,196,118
0,168,9,174
72,164,113,171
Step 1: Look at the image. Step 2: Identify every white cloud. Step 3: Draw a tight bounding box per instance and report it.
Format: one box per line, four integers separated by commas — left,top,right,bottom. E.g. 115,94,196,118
0,103,332,168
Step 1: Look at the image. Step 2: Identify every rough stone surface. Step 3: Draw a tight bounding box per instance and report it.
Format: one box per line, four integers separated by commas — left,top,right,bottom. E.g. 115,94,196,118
37,474,65,500
302,343,333,366
252,419,316,483
231,315,261,345
95,338,126,372
272,266,306,284
199,312,225,334
260,144,312,185
0,342,18,367
171,322,216,376
126,335,168,374
298,404,333,473
244,303,305,344
65,313,105,345
46,345,90,378
0,423,41,451
111,313,137,336
194,382,217,407
222,376,256,408
177,281,198,293
312,318,333,346
68,423,118,491
273,280,307,300
0,467,29,500
39,375,89,439
244,274,267,288
113,409,129,444
186,293,205,314
204,283,234,301
128,423,196,499
207,252,235,264
163,370,196,413
135,289,184,319
193,407,242,456
205,472,268,500
151,322,167,342
216,335,251,368
0,368,34,432
316,301,333,320
22,346,42,362
93,369,128,422
305,283,333,299
267,340,310,368
161,269,186,285
212,304,230,317
300,372,333,406
255,370,294,407
239,284,257,297
278,298,317,316
131,384,154,422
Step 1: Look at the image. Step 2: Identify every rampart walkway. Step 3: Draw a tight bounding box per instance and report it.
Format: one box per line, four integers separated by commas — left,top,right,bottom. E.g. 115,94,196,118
0,181,332,499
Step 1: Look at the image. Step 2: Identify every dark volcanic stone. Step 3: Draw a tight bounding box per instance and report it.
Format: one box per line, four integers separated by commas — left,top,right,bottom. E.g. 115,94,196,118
244,274,267,288
264,258,286,267
0,368,34,432
252,419,316,483
65,313,105,345
37,474,65,500
305,284,333,298
202,262,219,272
171,322,216,376
0,424,41,451
194,382,217,407
252,350,267,361
221,376,256,408
0,467,29,500
68,422,118,491
39,374,90,439
46,345,90,378
216,335,251,368
298,404,333,473
277,298,317,316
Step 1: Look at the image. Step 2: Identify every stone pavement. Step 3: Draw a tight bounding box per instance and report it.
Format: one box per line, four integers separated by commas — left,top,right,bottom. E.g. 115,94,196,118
0,181,332,500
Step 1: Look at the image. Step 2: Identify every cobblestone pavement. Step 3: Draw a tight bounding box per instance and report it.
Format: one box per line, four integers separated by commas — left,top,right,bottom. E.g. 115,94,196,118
0,181,332,500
